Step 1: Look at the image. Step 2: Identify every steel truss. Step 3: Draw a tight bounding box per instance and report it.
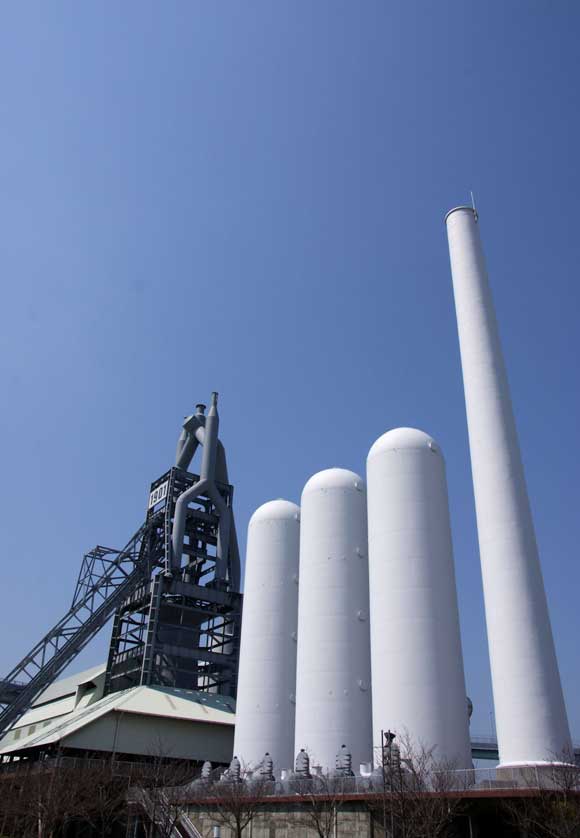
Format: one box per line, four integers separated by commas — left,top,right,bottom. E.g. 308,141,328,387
0,523,152,735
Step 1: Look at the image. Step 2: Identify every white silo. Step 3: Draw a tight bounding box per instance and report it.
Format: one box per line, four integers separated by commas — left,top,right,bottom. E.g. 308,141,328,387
233,499,300,770
294,468,372,773
367,428,472,768
445,206,572,765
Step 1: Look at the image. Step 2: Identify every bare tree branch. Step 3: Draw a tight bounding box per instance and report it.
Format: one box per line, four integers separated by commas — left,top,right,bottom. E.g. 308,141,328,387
189,761,272,838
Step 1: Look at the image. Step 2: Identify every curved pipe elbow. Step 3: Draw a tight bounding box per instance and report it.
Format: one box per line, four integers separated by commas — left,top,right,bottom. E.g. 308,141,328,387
171,478,210,568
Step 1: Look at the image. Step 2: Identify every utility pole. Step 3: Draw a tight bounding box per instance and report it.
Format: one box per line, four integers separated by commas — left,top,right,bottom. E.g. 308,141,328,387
381,730,396,838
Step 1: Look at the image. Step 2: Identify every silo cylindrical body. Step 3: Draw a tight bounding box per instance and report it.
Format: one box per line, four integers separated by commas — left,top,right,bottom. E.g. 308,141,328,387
294,468,372,772
445,206,572,766
367,428,472,768
233,499,300,770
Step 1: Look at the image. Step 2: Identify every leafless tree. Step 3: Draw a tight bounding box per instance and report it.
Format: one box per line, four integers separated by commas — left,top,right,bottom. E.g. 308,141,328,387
14,759,88,838
0,767,28,837
367,733,468,838
503,749,580,838
78,757,132,838
502,793,544,838
0,756,132,838
289,772,351,838
133,750,197,838
189,764,272,838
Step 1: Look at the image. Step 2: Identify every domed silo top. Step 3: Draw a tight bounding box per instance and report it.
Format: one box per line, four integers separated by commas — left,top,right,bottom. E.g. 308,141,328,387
367,427,441,461
249,499,300,526
302,467,365,497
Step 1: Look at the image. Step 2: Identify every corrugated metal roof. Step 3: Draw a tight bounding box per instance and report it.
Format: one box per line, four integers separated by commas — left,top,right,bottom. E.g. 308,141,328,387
111,686,235,723
0,686,235,756
15,695,77,728
32,664,106,707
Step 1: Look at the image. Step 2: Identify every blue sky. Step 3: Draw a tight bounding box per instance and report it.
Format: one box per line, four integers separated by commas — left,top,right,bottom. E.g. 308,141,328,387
0,2,578,742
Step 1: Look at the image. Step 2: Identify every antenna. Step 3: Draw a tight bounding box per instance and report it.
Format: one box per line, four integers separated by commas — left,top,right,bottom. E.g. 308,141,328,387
470,190,479,222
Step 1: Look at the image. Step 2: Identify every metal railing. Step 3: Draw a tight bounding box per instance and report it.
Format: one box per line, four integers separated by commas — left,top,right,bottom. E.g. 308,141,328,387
184,764,580,800
128,787,204,838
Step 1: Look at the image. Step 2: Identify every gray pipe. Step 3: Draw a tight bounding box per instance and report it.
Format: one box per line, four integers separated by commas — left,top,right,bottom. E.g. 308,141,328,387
215,441,241,591
175,435,198,471
170,394,240,589
175,425,188,464
208,485,231,583
175,426,198,471
175,405,207,471
200,393,219,481
171,393,227,579
202,394,230,581
170,476,209,571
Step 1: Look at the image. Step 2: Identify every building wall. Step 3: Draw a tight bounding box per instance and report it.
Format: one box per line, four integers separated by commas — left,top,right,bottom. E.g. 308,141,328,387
187,800,508,837
188,803,373,838
63,712,234,763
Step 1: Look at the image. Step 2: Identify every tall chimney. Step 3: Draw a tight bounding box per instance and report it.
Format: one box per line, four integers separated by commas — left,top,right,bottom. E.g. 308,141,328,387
445,205,571,766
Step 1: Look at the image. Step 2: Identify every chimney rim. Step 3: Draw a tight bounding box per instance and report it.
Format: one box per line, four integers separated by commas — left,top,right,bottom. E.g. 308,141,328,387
444,205,477,224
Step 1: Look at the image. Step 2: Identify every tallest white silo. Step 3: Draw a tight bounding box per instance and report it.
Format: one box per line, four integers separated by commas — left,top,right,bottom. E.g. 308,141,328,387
445,206,571,766
367,428,472,769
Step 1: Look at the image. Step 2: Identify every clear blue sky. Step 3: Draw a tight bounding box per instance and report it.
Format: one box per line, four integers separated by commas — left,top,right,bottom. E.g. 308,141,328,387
1,2,578,742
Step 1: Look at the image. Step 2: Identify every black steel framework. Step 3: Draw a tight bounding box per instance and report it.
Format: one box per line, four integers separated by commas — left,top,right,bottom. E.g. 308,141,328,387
0,468,242,738
104,467,242,697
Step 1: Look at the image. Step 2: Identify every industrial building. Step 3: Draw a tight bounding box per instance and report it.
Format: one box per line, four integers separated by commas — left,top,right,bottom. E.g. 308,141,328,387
0,205,574,784
0,392,243,767
0,665,234,764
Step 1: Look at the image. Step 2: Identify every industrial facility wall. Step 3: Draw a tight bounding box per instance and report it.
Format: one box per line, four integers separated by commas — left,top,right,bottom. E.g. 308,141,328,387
186,799,509,837
189,803,373,838
62,714,234,763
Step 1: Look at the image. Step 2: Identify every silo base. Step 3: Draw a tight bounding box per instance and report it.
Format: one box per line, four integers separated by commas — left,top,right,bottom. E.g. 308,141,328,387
496,762,577,789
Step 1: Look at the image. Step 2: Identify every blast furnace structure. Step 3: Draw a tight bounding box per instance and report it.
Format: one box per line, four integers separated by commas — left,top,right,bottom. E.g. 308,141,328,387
0,393,243,739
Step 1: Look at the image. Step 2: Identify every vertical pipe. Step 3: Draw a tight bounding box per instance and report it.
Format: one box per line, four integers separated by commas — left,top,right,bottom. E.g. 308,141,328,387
445,206,571,766
171,396,219,572
175,425,188,465
200,393,219,481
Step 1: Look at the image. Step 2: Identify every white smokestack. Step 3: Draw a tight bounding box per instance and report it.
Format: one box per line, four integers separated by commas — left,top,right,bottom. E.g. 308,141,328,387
445,205,571,766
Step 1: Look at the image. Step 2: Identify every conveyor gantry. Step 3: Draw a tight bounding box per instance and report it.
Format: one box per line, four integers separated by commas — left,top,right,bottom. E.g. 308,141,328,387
0,523,151,736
